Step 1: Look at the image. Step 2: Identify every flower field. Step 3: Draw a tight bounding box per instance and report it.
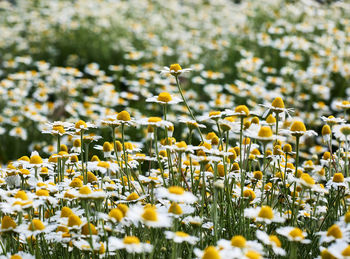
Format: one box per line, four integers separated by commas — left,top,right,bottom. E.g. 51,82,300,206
1,0,350,258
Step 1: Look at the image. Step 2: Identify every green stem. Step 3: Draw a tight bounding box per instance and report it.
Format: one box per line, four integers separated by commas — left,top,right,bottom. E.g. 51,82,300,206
175,76,204,142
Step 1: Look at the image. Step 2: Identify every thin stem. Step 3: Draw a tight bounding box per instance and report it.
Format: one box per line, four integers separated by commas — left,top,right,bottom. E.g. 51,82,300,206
175,76,204,142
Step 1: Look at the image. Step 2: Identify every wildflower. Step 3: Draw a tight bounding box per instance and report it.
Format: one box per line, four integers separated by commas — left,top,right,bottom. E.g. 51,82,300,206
282,121,317,137
108,236,153,253
127,205,172,228
164,231,199,245
260,96,293,118
276,227,310,243
321,116,346,125
244,205,285,224
160,64,192,76
247,125,275,142
333,124,350,141
194,246,222,259
146,92,182,104
256,230,286,255
327,173,348,188
322,125,332,142
318,224,346,244
74,120,96,132
225,105,250,117
156,186,197,203
1,216,17,232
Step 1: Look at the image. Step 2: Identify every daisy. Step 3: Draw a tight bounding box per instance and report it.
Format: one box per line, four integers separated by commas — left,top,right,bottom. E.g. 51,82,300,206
218,235,264,255
326,173,348,189
318,224,349,244
165,231,199,245
333,124,350,142
74,120,97,132
156,186,197,203
321,115,346,125
260,96,294,119
0,252,35,259
327,240,350,259
276,226,311,243
127,205,172,228
138,117,173,128
160,64,192,77
108,236,153,254
256,230,286,256
146,92,182,105
244,205,285,224
281,120,317,137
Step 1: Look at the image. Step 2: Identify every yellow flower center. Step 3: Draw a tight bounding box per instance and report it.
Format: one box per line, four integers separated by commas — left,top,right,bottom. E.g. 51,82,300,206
10,255,22,259
97,161,110,169
73,139,81,147
81,223,98,235
30,155,43,164
301,173,315,186
243,189,256,201
117,111,131,121
176,141,187,149
75,120,87,129
168,186,185,195
36,189,49,196
290,121,306,132
53,125,65,134
103,142,112,152
246,250,261,259
142,208,158,221
56,226,69,233
289,228,304,239
168,202,183,215
1,216,16,230
28,219,45,231
87,172,98,183
253,171,263,180
234,105,249,116
271,97,285,109
209,111,221,117
269,235,281,247
68,214,82,227
169,64,182,72
79,186,92,195
14,190,28,200
231,235,246,248
321,249,336,259
258,126,273,138
60,207,73,218
266,114,276,124
327,224,342,239
345,211,350,223
19,156,30,162
157,92,172,103
202,246,220,259
175,231,189,237
70,178,83,188
123,236,140,244
148,117,162,123
126,192,140,201
333,173,344,183
108,208,123,222
340,126,350,136
322,125,331,136
342,246,350,256
258,206,274,219
117,204,129,216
